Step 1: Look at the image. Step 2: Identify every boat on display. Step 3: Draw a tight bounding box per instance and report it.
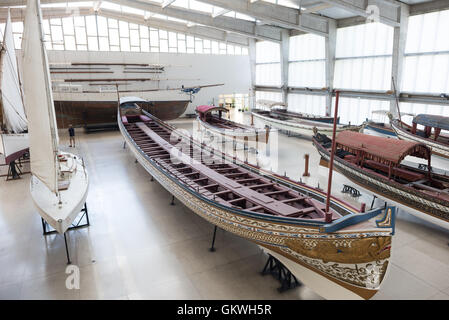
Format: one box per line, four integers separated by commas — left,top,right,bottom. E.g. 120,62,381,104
196,105,272,146
363,110,416,138
255,100,337,124
119,98,396,300
23,0,89,236
0,10,29,168
251,101,361,138
313,130,449,229
390,113,449,160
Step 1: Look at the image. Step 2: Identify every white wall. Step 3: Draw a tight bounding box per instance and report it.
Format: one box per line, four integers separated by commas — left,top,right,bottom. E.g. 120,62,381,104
44,50,251,115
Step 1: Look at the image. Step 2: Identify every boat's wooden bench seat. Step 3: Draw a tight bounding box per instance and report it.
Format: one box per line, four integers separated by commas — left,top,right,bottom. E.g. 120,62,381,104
364,160,425,182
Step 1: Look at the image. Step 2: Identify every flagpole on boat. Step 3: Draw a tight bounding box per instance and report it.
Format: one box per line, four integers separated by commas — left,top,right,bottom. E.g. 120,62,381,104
325,90,340,223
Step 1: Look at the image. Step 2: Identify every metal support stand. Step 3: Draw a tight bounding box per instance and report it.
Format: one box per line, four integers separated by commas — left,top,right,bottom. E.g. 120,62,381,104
341,184,361,197
135,159,138,163
170,195,175,205
261,254,301,292
123,141,126,149
209,226,217,252
41,202,90,264
6,161,22,180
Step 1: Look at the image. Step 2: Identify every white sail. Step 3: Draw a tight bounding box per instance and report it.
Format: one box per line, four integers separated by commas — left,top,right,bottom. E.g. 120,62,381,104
22,0,59,193
0,10,28,133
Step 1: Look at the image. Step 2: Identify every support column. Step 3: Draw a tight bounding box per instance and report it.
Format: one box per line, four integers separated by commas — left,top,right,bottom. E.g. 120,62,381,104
325,20,337,117
390,4,410,115
280,29,290,106
248,38,257,111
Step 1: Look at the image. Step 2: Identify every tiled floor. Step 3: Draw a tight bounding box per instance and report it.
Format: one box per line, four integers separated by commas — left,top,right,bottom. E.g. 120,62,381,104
0,111,448,300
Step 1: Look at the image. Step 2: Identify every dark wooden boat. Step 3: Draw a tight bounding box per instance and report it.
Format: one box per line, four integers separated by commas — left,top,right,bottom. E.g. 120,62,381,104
390,113,449,160
196,105,271,144
119,98,396,300
256,100,337,123
53,98,190,129
313,130,449,229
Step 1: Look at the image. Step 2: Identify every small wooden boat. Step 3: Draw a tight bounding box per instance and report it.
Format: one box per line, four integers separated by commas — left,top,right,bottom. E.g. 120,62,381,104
313,130,449,229
390,113,449,160
362,110,396,137
196,105,272,145
119,99,396,300
256,100,337,124
0,10,29,166
23,0,89,235
363,110,415,138
251,108,361,138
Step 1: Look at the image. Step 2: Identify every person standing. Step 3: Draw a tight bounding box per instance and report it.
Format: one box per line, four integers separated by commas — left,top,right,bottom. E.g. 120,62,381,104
68,124,75,147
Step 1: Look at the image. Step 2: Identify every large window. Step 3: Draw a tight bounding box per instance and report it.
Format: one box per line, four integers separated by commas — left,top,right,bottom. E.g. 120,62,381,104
0,15,248,56
401,9,449,94
288,33,325,88
334,23,393,91
255,41,281,87
288,94,326,116
331,97,390,125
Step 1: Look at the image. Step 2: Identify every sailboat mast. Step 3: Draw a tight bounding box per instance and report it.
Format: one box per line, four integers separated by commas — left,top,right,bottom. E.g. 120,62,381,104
36,0,59,194
324,90,340,223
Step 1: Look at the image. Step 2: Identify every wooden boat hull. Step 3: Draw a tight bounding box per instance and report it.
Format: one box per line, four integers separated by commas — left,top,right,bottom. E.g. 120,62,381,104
197,117,270,144
313,139,449,229
30,152,89,234
252,111,361,138
53,99,190,129
119,110,395,299
0,133,29,165
270,110,338,124
391,119,449,160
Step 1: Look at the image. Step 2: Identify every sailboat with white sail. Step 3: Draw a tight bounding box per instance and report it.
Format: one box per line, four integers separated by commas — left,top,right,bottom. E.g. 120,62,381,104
22,0,89,237
0,10,29,171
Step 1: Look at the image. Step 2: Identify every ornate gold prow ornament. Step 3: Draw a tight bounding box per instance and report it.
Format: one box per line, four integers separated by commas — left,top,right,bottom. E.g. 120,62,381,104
285,236,392,264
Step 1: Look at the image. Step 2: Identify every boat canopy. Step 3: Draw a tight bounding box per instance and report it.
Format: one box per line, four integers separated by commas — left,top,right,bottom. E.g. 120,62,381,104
256,100,286,109
336,131,430,165
413,114,449,131
196,105,228,115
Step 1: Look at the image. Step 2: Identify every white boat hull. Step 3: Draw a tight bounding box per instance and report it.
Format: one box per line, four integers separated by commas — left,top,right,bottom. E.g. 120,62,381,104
30,152,89,234
252,112,360,137
0,133,29,164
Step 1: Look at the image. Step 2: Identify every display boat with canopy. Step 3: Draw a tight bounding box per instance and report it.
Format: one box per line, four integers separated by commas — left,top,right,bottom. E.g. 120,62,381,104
119,98,396,300
313,130,449,229
390,113,449,160
196,105,273,146
251,100,360,138
0,10,29,170
23,0,89,244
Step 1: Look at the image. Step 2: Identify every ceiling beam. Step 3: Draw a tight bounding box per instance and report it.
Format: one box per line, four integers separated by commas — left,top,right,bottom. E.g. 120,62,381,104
196,0,331,37
320,0,402,27
161,0,176,9
0,0,283,42
410,0,449,16
0,6,250,47
211,8,230,18
106,0,284,42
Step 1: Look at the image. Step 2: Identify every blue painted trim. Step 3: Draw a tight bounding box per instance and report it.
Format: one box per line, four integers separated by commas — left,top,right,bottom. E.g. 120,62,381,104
376,206,396,235
366,124,396,137
320,206,396,234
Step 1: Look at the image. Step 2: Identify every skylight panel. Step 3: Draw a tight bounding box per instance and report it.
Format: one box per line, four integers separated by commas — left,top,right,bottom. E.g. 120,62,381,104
172,0,189,9
189,0,213,13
